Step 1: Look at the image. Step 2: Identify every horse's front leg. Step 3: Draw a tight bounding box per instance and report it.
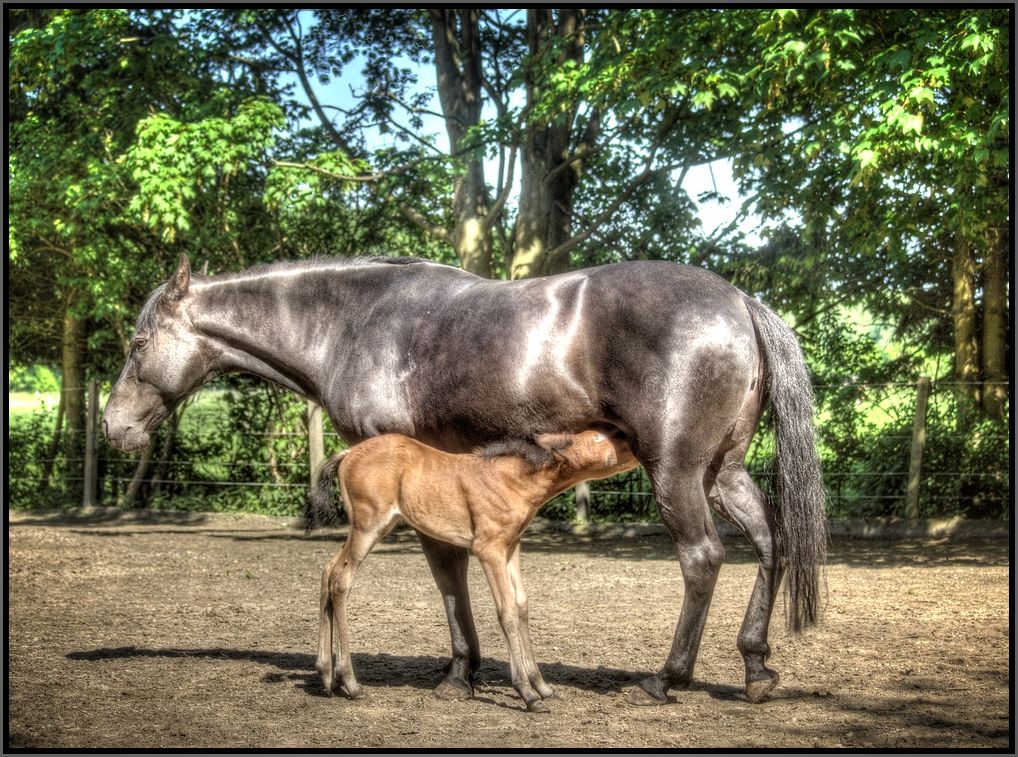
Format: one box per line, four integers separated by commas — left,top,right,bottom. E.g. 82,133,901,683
418,532,481,699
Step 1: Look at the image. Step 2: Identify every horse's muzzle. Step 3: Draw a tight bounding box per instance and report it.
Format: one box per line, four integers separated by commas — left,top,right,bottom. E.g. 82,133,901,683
101,414,151,453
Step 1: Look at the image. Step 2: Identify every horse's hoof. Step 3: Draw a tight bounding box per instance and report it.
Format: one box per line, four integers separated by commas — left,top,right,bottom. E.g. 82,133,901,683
433,676,473,701
527,699,551,713
540,687,559,700
626,678,669,706
745,671,779,704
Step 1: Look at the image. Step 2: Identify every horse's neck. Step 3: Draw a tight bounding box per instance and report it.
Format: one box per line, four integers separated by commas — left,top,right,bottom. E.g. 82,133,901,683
190,266,362,402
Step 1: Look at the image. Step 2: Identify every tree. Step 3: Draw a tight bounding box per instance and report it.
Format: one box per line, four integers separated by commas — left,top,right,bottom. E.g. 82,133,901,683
8,9,283,496
728,9,1009,418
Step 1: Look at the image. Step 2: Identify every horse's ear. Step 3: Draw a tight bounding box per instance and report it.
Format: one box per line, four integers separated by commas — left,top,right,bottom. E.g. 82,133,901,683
167,254,191,301
199,260,209,276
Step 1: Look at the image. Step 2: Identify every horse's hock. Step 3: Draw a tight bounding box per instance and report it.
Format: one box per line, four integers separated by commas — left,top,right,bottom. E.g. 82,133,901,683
7,508,1010,749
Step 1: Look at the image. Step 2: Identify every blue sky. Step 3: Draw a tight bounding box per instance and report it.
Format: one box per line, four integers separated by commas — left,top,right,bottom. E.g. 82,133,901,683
284,43,767,246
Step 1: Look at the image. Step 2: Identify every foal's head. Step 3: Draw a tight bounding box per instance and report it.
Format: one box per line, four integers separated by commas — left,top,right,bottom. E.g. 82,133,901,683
533,429,636,481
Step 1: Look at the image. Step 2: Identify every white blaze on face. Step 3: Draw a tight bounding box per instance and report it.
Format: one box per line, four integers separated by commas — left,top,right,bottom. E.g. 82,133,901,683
517,278,589,403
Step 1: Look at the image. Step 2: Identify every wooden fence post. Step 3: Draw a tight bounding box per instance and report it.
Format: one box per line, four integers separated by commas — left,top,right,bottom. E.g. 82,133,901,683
575,481,591,524
82,379,99,507
905,376,931,518
307,400,324,489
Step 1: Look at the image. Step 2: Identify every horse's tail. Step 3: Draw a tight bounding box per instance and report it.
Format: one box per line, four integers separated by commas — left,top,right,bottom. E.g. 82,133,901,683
743,296,828,633
301,450,350,534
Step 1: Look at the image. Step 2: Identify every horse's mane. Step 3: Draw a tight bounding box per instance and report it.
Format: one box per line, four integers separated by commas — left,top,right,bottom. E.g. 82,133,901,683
135,282,168,334
134,255,430,333
211,254,429,280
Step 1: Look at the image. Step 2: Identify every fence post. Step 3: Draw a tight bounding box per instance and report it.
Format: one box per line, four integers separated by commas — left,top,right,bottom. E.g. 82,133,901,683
574,481,591,524
905,375,931,518
82,379,99,507
307,400,324,489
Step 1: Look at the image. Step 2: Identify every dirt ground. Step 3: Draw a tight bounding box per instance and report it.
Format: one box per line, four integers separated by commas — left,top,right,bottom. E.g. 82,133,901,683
6,508,1011,750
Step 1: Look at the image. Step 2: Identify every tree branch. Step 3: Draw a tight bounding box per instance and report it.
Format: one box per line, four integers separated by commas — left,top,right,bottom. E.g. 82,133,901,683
263,16,358,157
484,141,518,231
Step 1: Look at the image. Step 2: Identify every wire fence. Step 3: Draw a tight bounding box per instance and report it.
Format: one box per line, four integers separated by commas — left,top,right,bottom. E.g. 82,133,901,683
7,377,1011,520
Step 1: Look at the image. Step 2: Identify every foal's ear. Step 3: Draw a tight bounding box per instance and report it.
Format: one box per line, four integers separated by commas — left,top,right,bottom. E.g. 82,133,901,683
534,433,574,461
166,254,191,301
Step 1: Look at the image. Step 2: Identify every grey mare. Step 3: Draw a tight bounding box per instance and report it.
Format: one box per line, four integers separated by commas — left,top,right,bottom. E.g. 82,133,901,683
103,255,827,706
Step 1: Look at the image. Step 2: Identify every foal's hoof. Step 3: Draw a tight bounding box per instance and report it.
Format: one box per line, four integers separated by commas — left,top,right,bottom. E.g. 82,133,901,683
745,670,780,704
433,675,473,701
527,699,551,713
626,678,670,706
340,684,366,700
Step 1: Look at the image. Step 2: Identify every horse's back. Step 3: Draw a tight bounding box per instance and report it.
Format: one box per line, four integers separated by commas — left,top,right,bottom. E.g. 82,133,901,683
402,261,760,450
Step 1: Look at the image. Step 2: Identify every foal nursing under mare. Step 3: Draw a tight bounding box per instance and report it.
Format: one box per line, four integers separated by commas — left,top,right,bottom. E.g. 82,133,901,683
103,254,827,706
309,429,637,711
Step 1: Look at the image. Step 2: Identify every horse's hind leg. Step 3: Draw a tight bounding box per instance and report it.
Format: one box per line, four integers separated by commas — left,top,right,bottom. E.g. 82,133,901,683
710,464,783,703
635,462,725,703
418,534,481,700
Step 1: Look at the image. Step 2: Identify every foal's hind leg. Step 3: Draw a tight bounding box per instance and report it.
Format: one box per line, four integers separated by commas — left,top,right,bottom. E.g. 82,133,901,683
634,462,726,704
710,464,783,703
319,513,396,698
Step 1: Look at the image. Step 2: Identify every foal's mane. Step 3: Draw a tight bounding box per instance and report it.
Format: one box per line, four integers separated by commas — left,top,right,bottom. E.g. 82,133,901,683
475,437,572,473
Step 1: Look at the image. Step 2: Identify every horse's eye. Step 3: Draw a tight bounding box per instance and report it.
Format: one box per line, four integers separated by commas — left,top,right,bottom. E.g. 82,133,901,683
133,337,149,352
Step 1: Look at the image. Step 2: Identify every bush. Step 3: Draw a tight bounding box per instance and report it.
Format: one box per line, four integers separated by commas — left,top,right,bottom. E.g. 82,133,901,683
8,363,60,393
7,409,68,509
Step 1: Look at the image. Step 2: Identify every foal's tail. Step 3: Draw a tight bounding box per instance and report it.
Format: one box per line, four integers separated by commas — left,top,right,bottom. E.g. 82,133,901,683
743,296,829,633
301,450,350,534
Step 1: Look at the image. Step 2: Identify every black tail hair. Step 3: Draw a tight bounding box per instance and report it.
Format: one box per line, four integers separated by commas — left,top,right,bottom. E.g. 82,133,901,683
744,296,829,633
301,451,348,534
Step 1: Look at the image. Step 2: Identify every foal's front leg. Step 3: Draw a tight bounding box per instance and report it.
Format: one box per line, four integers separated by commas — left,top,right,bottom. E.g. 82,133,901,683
507,542,555,700
475,541,550,713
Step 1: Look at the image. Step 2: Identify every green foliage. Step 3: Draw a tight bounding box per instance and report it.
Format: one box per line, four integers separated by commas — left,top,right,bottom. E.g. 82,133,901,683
127,98,285,244
8,364,61,393
7,410,69,510
6,9,1009,521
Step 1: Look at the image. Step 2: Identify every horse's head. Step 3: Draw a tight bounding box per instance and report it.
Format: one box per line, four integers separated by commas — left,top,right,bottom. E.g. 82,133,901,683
103,255,213,452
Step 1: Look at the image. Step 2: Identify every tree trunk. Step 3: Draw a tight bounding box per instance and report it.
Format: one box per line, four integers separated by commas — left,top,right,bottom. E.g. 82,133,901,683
951,235,981,415
430,8,493,278
980,228,1008,421
119,446,153,508
146,407,181,505
510,9,592,280
61,297,87,498
39,385,65,493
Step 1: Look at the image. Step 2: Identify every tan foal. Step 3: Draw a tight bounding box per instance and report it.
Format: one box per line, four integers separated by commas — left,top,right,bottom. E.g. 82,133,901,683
315,429,636,711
